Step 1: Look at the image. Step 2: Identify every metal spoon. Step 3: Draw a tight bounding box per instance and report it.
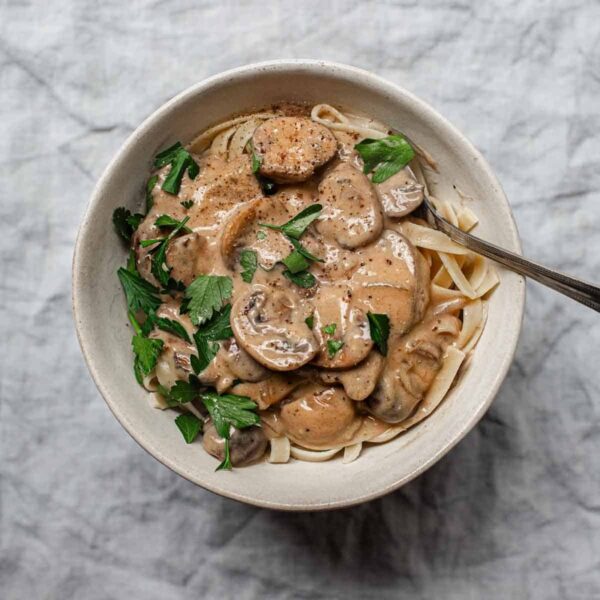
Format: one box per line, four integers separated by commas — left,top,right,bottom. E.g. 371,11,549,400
421,196,600,312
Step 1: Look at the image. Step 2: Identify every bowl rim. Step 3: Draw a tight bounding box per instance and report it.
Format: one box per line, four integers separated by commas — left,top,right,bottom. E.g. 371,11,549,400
72,59,525,511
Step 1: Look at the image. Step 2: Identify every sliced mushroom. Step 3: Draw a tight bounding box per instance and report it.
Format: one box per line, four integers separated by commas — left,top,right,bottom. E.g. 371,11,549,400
367,314,461,423
277,384,362,450
316,163,383,249
221,338,268,383
318,352,384,401
310,285,373,369
202,423,268,467
252,117,337,183
231,285,317,371
165,232,211,286
187,155,263,233
351,230,430,337
230,374,305,410
220,197,295,271
374,165,424,217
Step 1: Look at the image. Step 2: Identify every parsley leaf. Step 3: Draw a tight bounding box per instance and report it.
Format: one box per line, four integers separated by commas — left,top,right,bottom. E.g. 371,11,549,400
150,216,190,287
240,249,258,283
132,335,164,383
327,339,344,357
217,440,232,471
259,204,322,239
113,207,144,242
117,267,161,314
168,375,203,404
282,249,310,274
251,151,261,173
151,314,191,342
200,391,260,471
184,275,233,326
305,314,314,329
367,312,390,356
146,175,158,212
190,304,233,374
354,135,415,184
283,269,317,288
191,336,219,375
175,413,203,444
322,323,337,335
155,214,192,232
127,249,137,273
180,199,194,209
196,303,233,340
154,142,199,195
201,392,260,435
289,237,323,263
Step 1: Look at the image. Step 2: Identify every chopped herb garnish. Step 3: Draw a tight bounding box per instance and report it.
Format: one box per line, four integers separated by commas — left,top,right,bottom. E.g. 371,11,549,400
180,199,194,209
126,249,137,273
155,214,192,232
196,303,233,341
282,250,310,274
259,204,322,239
167,375,203,404
201,391,260,471
140,238,164,248
367,312,390,356
354,135,415,184
190,304,233,374
113,207,144,242
327,339,344,358
283,269,317,288
251,152,261,173
117,267,161,314
150,314,191,342
153,142,199,195
132,335,164,383
256,230,267,240
150,216,190,287
175,413,203,444
305,314,314,329
217,440,232,471
146,175,158,212
322,323,337,335
239,249,258,283
184,275,233,326
289,237,324,263
191,336,219,375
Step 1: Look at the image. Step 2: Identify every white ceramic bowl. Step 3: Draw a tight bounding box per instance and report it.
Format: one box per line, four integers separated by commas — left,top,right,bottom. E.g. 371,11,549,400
72,60,524,510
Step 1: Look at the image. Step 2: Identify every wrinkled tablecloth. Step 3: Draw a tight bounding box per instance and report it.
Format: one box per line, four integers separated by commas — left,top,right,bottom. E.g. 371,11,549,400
1,1,600,598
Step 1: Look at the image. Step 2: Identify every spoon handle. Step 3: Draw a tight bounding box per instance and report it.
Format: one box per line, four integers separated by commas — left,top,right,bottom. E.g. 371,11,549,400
423,198,600,312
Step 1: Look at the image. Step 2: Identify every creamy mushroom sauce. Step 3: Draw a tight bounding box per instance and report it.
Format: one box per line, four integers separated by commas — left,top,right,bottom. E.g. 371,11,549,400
125,103,496,468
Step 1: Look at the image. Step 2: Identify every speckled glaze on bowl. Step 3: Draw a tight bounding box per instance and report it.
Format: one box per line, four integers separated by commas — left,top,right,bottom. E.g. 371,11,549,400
72,60,524,511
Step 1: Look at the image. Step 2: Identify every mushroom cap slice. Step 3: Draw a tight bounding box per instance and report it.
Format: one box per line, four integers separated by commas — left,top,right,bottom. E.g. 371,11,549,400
230,374,305,410
252,117,337,183
278,384,362,450
165,232,211,287
202,423,268,467
231,285,317,371
367,314,461,423
310,284,373,369
220,197,296,271
374,165,424,218
316,163,384,249
351,229,430,336
317,351,384,401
